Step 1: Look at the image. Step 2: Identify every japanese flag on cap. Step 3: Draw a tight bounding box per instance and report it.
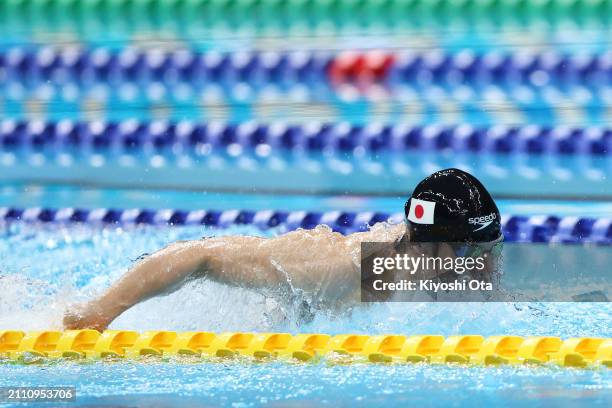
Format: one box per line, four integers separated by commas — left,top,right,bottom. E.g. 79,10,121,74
407,198,436,224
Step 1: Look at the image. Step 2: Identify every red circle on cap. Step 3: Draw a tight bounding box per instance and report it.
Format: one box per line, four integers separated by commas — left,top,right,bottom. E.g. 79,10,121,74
415,204,424,219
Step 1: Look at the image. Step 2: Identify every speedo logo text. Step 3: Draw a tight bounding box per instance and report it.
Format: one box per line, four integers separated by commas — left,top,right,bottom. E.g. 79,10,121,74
468,212,497,232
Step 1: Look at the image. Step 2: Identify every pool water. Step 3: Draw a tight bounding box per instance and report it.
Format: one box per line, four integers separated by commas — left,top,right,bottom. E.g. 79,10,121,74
4,360,611,407
2,3,612,406
0,189,611,407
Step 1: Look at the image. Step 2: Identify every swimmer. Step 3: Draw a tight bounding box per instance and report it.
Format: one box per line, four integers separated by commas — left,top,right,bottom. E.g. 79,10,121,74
64,168,504,330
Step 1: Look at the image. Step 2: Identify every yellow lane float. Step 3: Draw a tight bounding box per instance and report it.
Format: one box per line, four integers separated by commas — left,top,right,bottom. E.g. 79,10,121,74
0,330,610,369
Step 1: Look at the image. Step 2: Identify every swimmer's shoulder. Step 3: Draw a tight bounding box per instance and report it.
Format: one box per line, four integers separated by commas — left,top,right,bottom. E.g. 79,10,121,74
275,225,346,246
280,223,403,245
346,222,405,244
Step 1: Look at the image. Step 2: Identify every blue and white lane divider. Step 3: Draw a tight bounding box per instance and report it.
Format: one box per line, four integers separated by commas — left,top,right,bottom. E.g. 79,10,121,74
0,207,610,244
3,48,612,89
1,121,610,155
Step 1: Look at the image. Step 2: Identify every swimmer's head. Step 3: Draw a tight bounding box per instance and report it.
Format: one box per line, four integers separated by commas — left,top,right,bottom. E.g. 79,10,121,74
404,168,502,243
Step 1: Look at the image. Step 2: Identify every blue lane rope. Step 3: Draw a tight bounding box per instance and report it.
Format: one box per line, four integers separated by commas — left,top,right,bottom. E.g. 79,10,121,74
2,48,612,90
0,207,610,244
1,121,609,155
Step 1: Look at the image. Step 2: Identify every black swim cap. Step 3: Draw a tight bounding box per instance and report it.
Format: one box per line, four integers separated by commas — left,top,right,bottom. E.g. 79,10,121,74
405,168,502,243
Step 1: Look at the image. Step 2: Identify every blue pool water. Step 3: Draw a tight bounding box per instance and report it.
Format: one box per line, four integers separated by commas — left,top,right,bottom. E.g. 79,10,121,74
2,150,610,198
4,360,612,407
0,189,611,407
2,3,612,407
2,184,612,217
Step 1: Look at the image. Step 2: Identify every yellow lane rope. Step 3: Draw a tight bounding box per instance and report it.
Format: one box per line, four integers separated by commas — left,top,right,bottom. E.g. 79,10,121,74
1,330,610,368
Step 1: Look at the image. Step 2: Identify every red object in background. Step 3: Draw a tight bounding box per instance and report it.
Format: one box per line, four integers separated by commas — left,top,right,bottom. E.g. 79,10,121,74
328,51,395,87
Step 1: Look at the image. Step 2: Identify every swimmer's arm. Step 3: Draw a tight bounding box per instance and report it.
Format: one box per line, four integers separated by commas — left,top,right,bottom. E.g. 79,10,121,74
64,224,405,330
121,237,287,299
64,237,284,330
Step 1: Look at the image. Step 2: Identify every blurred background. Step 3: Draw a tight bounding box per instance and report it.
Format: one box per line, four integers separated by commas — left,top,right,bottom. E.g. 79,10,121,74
0,0,609,210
